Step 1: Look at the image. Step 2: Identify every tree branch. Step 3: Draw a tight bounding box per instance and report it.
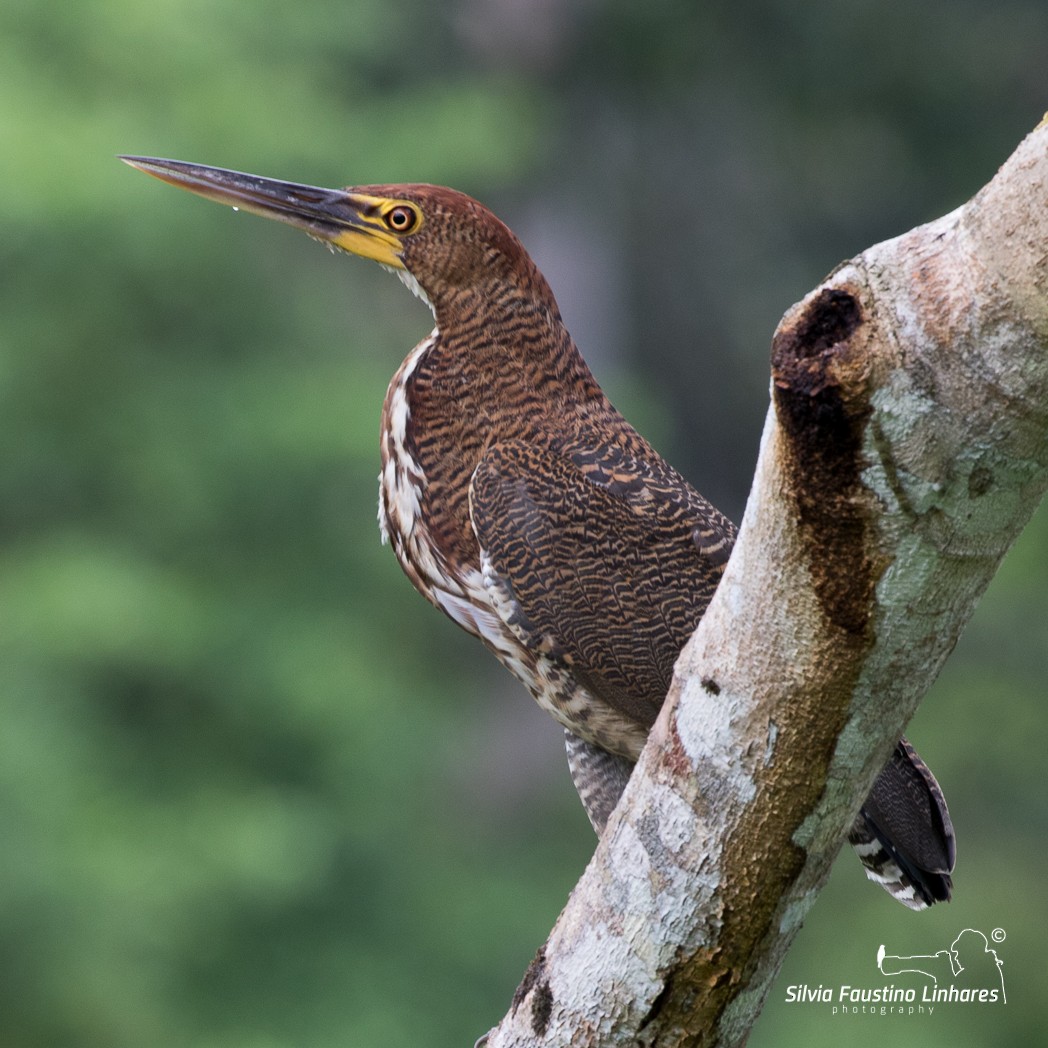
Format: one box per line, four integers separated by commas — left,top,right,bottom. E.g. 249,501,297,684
483,117,1048,1046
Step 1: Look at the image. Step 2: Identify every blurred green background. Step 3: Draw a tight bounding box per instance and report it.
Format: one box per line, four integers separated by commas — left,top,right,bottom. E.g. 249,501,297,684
2,2,1046,1045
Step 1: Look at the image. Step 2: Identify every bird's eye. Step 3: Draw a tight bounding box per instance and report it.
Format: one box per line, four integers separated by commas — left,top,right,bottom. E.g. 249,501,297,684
385,205,420,233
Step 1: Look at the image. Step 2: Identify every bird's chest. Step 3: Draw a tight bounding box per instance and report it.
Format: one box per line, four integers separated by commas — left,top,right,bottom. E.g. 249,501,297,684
375,333,656,761
377,334,519,656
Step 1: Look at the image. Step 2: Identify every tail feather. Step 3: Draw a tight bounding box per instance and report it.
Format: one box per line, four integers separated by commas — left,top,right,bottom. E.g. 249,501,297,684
849,738,955,910
564,730,956,912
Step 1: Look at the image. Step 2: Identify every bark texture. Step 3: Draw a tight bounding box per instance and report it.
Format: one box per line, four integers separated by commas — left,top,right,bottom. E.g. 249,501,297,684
482,118,1048,1047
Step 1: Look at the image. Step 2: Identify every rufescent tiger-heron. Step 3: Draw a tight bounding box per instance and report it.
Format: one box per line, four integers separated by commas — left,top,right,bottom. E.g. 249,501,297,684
120,155,955,910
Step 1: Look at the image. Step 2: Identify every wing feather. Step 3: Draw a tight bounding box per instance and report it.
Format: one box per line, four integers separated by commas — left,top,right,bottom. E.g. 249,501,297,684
469,439,733,728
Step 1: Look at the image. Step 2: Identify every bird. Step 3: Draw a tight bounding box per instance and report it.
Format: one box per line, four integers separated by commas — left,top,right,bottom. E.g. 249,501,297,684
120,156,956,909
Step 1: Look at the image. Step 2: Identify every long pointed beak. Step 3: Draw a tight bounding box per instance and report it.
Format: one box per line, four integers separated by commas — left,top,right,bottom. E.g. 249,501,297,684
119,156,405,268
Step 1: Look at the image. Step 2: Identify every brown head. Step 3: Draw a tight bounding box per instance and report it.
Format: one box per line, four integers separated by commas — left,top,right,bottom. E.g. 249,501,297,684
119,158,559,325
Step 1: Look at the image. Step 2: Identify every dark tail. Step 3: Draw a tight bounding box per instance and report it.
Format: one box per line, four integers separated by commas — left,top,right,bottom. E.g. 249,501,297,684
849,737,956,910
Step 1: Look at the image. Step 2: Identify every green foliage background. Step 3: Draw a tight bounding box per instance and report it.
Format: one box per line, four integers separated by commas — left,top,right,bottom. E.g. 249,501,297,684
2,2,1046,1045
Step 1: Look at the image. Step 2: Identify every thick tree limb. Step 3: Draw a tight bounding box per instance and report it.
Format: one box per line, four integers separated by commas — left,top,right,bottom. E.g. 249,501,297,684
483,118,1048,1046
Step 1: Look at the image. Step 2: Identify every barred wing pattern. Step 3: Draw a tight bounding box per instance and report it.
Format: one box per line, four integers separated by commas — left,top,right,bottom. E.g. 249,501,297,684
471,440,954,907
